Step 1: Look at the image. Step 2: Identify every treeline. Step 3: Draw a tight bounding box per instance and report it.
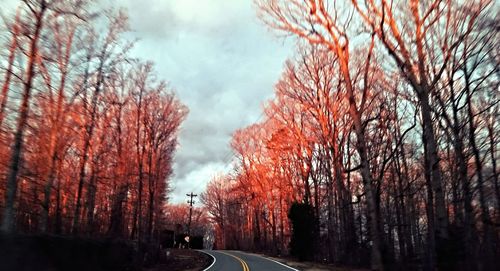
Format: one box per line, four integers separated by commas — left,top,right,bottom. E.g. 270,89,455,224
201,0,499,270
0,0,187,243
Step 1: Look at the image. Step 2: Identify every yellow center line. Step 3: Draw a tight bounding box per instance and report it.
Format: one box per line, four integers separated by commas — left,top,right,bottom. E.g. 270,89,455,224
219,251,250,271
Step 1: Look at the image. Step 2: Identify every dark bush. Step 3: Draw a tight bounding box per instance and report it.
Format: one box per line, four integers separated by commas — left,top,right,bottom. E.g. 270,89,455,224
190,235,204,249
288,201,316,261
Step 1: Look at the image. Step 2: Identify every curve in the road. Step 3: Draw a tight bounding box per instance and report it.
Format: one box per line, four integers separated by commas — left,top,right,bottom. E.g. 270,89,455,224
200,250,299,271
202,251,216,270
218,251,249,271
200,250,245,271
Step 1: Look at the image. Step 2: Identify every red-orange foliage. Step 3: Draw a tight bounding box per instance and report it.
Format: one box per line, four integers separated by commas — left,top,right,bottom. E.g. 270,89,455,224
202,1,499,270
0,1,187,243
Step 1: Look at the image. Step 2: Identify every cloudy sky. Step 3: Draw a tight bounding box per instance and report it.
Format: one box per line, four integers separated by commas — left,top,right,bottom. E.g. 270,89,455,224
116,0,293,204
1,0,293,205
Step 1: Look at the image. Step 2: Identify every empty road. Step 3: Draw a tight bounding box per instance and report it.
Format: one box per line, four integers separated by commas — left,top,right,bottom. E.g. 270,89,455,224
201,250,299,271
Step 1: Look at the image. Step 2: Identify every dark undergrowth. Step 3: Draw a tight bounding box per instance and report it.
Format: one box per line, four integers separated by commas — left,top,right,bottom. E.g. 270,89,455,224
0,233,141,271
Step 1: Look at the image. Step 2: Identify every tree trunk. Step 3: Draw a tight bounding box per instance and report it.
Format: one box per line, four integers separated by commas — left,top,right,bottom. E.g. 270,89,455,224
54,164,63,234
40,153,58,232
419,90,449,239
85,172,97,235
464,73,494,270
337,41,384,270
40,69,69,232
72,48,106,235
487,123,499,209
1,4,46,233
133,85,145,241
147,150,155,242
108,103,127,237
450,89,475,269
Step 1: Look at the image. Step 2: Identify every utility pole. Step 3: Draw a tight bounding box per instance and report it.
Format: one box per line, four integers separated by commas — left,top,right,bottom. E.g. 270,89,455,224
186,192,197,240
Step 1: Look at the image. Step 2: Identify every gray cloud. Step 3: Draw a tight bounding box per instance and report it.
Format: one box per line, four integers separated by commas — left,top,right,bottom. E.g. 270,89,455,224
116,0,294,204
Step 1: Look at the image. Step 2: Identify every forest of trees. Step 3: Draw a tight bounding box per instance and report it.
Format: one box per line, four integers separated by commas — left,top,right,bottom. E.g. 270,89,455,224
0,0,187,244
1,0,499,270
201,0,499,270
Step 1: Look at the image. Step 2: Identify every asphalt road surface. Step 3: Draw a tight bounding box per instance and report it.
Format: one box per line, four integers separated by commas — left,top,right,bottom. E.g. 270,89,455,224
201,250,299,271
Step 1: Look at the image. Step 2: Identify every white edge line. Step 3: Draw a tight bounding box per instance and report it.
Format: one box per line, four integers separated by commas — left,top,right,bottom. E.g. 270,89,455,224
234,251,300,271
260,256,300,271
198,250,216,271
